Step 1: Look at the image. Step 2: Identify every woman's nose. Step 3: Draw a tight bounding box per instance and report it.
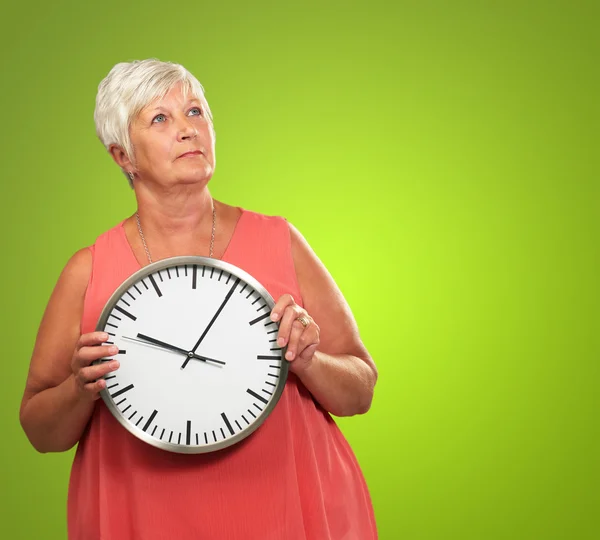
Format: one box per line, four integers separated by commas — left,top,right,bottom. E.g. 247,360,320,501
177,118,197,140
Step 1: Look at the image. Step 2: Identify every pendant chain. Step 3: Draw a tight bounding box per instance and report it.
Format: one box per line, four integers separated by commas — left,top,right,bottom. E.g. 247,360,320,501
135,202,216,264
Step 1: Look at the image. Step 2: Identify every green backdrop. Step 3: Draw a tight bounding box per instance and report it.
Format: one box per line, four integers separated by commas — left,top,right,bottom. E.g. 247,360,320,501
1,0,597,538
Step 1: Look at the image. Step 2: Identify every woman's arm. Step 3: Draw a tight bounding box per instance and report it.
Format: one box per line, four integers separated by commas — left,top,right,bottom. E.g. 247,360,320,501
19,248,118,453
271,223,378,417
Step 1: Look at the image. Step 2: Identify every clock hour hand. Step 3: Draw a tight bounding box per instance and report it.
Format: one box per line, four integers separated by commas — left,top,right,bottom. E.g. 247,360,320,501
182,277,241,369
132,333,226,366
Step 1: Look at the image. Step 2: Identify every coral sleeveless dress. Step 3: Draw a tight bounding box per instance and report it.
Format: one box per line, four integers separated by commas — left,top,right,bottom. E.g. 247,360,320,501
68,209,377,540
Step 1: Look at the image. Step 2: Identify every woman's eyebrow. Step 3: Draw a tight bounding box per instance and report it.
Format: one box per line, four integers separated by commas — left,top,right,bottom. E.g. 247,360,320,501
147,100,202,113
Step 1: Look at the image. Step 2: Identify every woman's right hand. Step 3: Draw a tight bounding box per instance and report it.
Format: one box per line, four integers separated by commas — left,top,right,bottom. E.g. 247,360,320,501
71,332,120,400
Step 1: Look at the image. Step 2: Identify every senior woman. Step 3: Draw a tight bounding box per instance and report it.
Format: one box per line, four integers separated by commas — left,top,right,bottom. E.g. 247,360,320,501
20,59,378,539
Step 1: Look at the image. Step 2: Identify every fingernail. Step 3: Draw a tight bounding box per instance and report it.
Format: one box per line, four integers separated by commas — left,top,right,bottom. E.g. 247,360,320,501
110,361,120,370
271,312,279,321
286,351,294,361
109,346,118,354
100,333,109,341
278,337,285,346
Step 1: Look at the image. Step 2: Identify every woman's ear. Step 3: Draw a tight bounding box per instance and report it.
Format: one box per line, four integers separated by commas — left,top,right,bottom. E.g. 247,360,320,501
109,144,133,171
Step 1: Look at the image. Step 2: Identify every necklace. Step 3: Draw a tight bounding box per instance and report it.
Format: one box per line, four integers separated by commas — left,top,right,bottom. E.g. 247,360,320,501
135,201,216,264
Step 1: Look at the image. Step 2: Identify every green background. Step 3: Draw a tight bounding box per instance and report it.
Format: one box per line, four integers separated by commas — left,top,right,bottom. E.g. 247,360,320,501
1,0,598,538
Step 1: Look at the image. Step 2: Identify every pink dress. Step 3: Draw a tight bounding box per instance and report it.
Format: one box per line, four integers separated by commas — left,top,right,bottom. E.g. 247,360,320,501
68,209,377,540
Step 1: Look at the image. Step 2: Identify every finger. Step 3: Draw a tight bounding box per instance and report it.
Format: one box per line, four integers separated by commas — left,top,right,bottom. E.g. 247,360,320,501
81,379,110,400
284,321,306,361
78,361,120,385
270,294,296,323
78,344,119,368
76,332,110,350
277,304,304,347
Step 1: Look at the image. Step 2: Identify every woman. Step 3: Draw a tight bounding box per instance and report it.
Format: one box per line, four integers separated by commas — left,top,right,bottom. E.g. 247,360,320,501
20,59,378,539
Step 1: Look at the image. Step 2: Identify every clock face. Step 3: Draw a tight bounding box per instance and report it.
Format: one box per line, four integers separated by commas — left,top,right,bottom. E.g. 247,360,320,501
95,256,288,454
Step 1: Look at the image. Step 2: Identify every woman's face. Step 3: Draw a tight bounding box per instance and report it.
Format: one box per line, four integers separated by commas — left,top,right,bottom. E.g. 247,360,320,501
128,81,216,187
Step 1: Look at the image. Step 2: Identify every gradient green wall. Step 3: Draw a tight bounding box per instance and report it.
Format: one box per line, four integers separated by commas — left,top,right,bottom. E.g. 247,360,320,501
2,1,597,538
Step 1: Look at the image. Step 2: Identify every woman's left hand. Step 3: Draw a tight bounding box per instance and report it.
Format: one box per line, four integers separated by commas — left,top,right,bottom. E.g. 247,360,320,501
270,294,320,374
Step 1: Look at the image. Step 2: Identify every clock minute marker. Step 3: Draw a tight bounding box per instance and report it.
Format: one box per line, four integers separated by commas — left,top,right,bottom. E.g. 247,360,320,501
221,412,235,436
249,312,270,326
111,383,134,399
115,305,137,321
247,388,268,405
257,355,281,360
148,275,163,297
143,410,158,432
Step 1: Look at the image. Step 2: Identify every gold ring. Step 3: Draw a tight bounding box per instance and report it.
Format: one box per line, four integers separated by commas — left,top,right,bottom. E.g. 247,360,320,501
296,316,310,328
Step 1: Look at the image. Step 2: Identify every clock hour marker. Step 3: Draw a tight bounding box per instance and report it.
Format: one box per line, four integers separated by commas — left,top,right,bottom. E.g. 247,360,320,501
111,384,134,399
249,312,270,326
186,421,192,445
257,355,281,360
143,410,158,432
247,388,268,405
115,305,137,321
149,275,163,297
192,265,197,289
118,350,126,355
221,413,235,436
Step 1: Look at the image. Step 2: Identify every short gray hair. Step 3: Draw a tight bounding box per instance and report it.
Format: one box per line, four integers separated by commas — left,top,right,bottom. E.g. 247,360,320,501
94,59,214,187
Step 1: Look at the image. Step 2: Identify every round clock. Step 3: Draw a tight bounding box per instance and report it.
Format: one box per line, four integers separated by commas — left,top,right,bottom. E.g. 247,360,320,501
95,256,288,454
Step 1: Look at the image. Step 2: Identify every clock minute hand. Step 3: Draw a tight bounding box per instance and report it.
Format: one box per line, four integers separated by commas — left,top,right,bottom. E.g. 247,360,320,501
136,333,226,366
182,277,241,369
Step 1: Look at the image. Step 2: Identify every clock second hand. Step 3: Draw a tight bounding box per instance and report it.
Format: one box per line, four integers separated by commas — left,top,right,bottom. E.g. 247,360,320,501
122,334,226,366
182,277,241,369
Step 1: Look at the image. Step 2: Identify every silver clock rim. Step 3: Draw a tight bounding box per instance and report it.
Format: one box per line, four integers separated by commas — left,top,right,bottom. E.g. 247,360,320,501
95,255,289,454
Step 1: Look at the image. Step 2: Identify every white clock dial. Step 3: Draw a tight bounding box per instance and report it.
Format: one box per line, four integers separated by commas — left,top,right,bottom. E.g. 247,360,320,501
96,257,288,453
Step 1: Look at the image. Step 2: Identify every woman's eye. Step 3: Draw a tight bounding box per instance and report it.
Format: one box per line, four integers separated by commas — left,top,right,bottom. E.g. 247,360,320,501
188,107,202,116
152,114,166,123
